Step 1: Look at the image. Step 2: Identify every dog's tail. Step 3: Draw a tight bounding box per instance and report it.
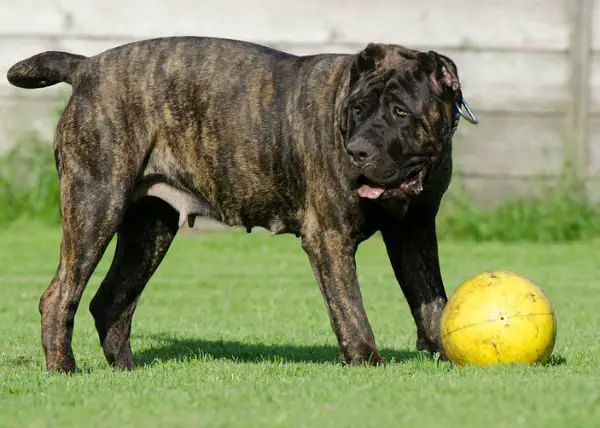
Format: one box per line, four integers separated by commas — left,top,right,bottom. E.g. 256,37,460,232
6,51,87,89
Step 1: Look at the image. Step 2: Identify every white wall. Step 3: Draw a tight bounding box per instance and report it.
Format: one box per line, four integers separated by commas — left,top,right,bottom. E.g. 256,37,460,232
1,0,597,203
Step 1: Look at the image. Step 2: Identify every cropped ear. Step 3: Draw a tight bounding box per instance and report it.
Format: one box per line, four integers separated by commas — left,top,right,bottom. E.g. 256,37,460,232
349,43,387,86
418,50,479,124
418,50,461,100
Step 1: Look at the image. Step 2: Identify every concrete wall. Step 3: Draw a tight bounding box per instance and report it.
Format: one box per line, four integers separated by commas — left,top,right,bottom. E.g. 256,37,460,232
1,0,598,204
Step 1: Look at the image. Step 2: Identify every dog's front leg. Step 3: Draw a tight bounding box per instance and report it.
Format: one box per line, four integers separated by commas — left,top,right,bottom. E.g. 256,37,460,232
302,228,383,365
380,214,448,359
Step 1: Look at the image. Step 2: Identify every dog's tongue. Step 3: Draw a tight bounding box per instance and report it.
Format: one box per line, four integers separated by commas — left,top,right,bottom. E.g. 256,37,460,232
357,185,385,199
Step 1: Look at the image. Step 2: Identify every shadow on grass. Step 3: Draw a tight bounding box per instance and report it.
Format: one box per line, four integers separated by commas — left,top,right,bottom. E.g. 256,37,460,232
4,355,41,369
134,336,427,367
544,354,567,366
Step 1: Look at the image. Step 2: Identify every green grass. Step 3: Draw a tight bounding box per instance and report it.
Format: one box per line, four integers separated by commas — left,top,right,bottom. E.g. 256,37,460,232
0,137,60,226
1,225,599,427
436,177,600,242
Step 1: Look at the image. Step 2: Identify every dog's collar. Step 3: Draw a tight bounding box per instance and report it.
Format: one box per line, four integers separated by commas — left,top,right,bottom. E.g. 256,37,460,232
453,96,479,125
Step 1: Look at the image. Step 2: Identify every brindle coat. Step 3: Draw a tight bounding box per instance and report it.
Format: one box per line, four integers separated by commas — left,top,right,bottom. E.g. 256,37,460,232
7,37,473,373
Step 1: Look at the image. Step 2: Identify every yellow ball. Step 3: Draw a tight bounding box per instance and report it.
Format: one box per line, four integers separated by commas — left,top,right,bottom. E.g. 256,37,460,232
441,271,557,366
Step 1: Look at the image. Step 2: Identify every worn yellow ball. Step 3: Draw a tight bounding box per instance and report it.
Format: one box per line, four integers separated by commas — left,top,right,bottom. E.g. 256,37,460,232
441,271,557,366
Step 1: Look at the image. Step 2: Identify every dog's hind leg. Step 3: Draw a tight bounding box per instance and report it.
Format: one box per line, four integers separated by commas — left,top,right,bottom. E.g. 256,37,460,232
39,165,133,373
89,197,179,370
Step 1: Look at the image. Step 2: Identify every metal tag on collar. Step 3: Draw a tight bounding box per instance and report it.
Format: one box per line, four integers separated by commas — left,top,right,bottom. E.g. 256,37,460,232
454,97,479,125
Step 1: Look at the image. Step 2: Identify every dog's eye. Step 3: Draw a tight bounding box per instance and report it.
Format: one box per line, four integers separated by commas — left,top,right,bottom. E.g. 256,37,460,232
393,107,408,118
352,105,363,117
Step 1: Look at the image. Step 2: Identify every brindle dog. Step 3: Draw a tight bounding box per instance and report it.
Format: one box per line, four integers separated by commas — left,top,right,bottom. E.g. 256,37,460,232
7,37,477,373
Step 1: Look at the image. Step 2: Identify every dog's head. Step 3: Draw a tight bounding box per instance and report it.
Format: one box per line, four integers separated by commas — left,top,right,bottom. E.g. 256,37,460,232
339,43,476,200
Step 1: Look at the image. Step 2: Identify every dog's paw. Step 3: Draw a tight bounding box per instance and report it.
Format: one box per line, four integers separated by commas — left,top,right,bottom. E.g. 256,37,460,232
340,342,385,366
416,334,448,361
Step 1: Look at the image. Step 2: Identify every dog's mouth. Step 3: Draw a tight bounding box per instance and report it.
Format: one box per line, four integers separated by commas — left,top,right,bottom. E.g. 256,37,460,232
356,161,430,200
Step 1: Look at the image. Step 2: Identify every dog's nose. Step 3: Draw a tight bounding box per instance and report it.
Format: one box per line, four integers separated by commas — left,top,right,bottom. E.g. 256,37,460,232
346,139,377,165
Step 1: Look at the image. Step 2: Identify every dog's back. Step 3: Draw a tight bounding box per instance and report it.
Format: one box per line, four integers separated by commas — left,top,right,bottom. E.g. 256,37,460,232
8,37,353,232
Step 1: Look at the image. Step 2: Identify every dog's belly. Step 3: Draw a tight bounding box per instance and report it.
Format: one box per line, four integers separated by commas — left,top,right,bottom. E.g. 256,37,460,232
133,180,302,235
133,181,214,228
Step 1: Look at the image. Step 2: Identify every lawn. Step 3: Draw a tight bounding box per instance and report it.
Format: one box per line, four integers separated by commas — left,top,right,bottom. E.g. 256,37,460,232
1,223,599,427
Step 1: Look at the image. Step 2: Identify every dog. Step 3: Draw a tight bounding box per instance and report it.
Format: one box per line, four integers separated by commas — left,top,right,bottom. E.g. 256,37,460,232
7,36,478,373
